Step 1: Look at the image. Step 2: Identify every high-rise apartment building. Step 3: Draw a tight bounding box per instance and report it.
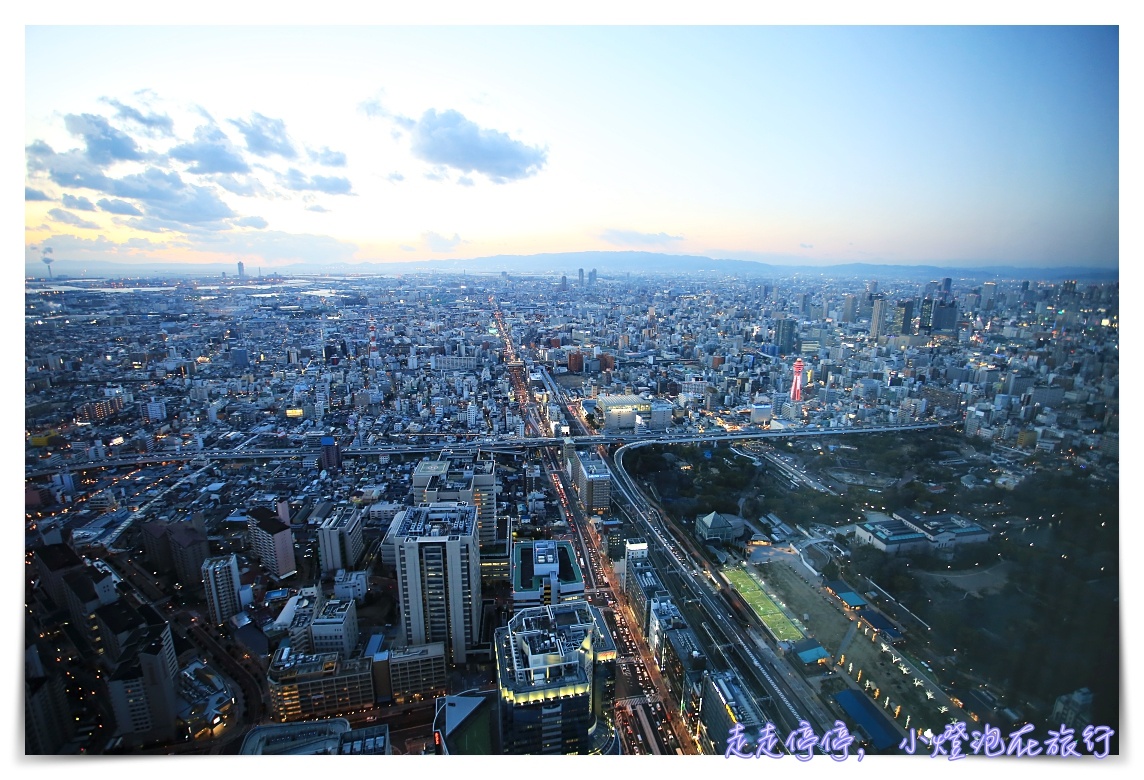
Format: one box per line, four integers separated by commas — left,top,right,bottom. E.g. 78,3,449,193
318,506,364,575
248,507,297,580
411,451,499,547
202,554,243,625
384,502,482,663
105,622,179,742
869,295,888,341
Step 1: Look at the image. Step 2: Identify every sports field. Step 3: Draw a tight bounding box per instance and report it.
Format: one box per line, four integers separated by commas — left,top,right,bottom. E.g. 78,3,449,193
723,566,804,642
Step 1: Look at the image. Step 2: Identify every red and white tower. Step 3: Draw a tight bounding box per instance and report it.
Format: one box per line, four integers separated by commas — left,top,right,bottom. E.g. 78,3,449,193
789,358,805,402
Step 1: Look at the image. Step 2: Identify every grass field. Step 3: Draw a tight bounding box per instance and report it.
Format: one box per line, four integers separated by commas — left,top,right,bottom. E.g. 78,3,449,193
723,566,804,642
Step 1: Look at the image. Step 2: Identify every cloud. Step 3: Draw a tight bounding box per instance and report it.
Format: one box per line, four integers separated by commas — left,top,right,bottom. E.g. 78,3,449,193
229,112,296,158
306,205,330,213
48,208,100,229
409,109,546,183
62,194,96,211
212,174,266,197
423,167,448,182
282,168,353,195
457,176,475,187
423,231,462,252
800,243,814,249
28,233,171,261
25,187,51,201
308,147,347,166
360,98,416,130
386,172,405,183
97,198,143,216
63,113,145,165
599,229,683,247
400,244,416,252
29,139,240,230
169,125,251,174
108,168,236,226
234,216,268,229
190,229,359,264
103,98,174,136
26,141,113,191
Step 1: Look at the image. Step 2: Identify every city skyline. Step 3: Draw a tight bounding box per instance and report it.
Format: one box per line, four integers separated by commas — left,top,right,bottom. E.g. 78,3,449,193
25,25,1119,272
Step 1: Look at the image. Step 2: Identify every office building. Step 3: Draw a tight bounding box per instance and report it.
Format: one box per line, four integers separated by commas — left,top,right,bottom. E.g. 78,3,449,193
309,599,359,657
388,642,448,704
892,299,915,336
495,602,617,755
619,537,648,589
774,317,798,355
142,518,210,592
267,646,374,722
320,436,341,472
511,540,585,611
698,670,765,756
568,450,611,514
384,502,482,663
202,554,243,625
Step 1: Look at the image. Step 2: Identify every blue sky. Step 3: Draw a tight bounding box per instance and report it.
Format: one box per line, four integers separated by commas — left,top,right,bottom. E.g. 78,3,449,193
23,24,1120,269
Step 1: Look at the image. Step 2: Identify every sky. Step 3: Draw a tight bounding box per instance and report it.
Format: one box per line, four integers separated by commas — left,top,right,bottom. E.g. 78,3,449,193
23,24,1120,271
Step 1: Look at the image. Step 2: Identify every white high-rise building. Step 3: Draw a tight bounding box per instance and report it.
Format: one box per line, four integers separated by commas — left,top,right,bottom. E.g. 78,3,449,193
202,555,242,625
317,506,364,575
249,511,297,580
384,502,481,663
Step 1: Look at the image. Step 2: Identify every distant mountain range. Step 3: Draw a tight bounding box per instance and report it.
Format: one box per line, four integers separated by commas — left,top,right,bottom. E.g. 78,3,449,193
24,250,1119,283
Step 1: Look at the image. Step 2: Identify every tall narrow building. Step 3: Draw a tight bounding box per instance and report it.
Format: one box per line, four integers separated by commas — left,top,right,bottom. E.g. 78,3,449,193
202,554,243,626
318,506,364,575
869,295,888,341
248,506,297,580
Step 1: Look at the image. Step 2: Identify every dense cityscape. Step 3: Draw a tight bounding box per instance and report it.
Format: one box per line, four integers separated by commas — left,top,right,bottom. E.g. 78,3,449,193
24,264,1119,757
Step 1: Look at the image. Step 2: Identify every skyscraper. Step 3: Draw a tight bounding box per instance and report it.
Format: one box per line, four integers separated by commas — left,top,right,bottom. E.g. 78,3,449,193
841,294,858,324
869,295,888,341
774,318,798,355
237,260,245,279
384,502,482,663
892,299,915,335
202,554,242,625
